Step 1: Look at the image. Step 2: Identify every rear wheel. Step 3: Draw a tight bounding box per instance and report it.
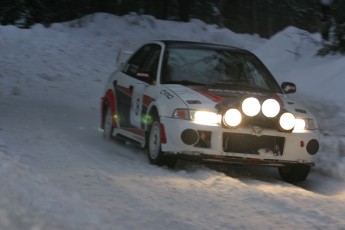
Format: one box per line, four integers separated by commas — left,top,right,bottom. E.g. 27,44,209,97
146,117,176,167
278,165,311,183
103,106,113,141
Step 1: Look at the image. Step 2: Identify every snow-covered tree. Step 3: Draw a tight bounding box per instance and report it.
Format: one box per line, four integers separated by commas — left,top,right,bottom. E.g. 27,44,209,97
319,0,345,55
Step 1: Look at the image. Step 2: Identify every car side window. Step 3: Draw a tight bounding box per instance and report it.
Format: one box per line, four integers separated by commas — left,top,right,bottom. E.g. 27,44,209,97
123,45,150,77
141,46,161,82
123,44,161,83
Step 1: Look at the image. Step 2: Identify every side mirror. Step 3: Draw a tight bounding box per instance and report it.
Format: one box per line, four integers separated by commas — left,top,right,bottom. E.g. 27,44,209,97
281,82,296,94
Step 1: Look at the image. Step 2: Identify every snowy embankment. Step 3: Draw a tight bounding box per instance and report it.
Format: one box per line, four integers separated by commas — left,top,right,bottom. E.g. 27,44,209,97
254,26,345,179
1,13,345,230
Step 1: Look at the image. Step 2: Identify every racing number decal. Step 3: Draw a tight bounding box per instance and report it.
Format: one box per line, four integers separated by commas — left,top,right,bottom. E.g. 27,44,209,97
130,95,142,128
135,98,140,116
130,83,146,129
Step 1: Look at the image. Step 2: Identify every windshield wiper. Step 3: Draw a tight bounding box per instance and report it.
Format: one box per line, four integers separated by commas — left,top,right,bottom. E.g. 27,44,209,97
211,81,272,93
164,80,206,86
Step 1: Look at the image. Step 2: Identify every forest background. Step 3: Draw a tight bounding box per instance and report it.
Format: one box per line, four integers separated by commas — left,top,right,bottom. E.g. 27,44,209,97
1,0,344,53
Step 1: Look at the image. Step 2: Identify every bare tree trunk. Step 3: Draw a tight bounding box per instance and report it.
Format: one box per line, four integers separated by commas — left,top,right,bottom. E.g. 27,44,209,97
162,0,169,20
320,0,333,41
251,0,258,33
179,0,190,22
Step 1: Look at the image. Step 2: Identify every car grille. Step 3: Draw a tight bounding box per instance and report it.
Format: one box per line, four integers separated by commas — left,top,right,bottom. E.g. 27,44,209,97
223,133,285,155
243,115,276,129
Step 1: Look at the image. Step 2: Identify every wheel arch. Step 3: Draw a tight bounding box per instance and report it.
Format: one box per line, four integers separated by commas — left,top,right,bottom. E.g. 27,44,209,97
148,105,159,120
144,104,159,146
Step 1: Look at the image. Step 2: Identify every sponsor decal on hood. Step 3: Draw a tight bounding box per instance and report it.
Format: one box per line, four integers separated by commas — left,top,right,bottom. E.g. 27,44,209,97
163,84,283,109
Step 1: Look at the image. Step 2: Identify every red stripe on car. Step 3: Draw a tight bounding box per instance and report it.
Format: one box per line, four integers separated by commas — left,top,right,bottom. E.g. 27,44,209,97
191,88,224,103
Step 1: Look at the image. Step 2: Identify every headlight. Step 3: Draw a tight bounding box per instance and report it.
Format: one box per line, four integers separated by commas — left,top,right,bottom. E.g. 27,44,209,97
262,99,280,118
279,112,295,131
294,118,318,131
191,111,221,125
242,97,260,117
172,109,221,125
294,118,306,130
224,109,242,127
172,109,190,120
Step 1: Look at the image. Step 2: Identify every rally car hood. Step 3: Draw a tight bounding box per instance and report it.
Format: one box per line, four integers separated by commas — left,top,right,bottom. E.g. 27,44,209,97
162,84,312,119
163,84,284,111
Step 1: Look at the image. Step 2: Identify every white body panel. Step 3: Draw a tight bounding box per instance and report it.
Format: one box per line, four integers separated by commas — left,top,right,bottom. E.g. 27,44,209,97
101,40,320,168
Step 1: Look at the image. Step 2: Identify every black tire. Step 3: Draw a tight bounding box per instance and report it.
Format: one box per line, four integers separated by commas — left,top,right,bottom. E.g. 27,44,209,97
146,117,176,167
278,165,311,183
103,106,113,141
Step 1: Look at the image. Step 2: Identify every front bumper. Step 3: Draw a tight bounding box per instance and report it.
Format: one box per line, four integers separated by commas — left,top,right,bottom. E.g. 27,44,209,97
160,117,319,166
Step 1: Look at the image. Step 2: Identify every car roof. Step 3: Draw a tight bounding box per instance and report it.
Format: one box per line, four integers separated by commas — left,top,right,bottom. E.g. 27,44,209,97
156,40,251,54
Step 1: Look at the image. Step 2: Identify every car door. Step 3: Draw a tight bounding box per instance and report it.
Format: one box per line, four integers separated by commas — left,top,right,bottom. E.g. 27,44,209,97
116,44,161,130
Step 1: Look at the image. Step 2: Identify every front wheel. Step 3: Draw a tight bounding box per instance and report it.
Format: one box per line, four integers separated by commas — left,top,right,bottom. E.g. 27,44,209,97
147,120,165,165
146,119,176,167
278,165,311,183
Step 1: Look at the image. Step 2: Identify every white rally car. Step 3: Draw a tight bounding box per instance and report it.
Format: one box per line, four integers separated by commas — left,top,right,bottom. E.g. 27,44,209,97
100,40,320,182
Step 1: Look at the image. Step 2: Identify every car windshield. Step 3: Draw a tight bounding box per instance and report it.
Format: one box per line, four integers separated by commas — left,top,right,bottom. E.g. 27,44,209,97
162,46,282,93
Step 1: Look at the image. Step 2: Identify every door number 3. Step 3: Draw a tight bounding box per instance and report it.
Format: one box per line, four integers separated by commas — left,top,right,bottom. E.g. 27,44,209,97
135,98,140,115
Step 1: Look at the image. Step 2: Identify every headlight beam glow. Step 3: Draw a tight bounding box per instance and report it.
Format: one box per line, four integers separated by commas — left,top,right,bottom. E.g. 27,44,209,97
193,111,221,125
294,118,306,131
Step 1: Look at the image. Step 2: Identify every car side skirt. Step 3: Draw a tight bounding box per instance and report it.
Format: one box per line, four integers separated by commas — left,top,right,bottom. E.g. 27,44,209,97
112,127,146,147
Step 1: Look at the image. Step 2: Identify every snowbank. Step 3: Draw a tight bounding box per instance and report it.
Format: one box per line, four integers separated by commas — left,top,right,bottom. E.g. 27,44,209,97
1,13,345,229
253,26,345,179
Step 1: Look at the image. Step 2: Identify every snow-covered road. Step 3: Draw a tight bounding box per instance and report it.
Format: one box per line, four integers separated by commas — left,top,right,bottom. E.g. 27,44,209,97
1,13,345,229
2,85,345,229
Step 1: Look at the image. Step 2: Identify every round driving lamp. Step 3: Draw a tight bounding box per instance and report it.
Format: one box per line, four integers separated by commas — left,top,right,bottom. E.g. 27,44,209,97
262,99,280,118
242,97,260,117
278,112,295,131
223,109,242,127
